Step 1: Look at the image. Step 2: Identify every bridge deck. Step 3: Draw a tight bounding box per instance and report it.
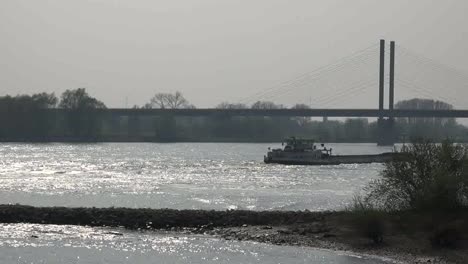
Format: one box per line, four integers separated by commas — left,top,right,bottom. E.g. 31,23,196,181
26,108,468,118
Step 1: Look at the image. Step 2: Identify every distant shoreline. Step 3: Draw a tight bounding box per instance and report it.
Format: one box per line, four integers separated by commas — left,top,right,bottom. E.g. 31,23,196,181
0,139,428,144
0,205,464,263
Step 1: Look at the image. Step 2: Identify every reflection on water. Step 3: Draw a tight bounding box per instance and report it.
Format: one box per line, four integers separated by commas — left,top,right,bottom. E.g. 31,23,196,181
0,144,396,263
0,224,390,264
0,143,392,210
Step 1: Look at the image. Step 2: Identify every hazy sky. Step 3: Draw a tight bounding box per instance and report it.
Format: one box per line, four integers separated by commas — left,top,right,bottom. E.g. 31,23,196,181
1,0,468,108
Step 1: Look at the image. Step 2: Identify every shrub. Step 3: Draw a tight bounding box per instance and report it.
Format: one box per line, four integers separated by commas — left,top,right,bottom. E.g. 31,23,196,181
364,140,468,212
430,221,463,248
348,196,386,244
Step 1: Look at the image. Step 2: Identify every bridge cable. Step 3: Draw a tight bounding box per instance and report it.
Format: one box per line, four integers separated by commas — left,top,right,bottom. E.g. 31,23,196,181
237,43,380,105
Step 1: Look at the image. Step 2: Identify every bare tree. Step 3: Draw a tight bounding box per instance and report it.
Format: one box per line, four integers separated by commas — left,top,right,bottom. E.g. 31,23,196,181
146,91,194,109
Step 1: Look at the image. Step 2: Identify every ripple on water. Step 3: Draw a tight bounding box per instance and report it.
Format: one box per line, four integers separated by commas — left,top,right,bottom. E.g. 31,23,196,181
0,143,390,210
0,223,391,264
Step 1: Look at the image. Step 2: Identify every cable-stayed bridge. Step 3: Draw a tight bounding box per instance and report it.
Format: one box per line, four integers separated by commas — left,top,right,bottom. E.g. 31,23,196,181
235,39,468,112
99,108,468,118
103,39,468,118
44,40,468,144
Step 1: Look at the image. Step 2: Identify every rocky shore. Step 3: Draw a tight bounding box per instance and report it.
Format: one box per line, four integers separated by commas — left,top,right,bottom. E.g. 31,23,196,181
202,225,454,264
0,205,466,264
0,204,326,228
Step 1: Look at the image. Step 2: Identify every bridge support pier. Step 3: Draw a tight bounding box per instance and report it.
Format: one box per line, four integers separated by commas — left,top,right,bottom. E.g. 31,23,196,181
377,117,397,146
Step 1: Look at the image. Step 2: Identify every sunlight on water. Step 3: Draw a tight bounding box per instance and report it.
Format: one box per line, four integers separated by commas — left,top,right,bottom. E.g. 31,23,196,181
0,224,390,264
0,143,397,263
0,143,392,210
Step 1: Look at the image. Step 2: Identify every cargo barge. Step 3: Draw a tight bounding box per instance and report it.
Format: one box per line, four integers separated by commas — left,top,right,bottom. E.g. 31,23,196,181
264,138,396,165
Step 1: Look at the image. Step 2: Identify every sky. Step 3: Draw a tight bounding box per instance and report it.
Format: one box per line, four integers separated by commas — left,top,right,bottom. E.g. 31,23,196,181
1,0,468,108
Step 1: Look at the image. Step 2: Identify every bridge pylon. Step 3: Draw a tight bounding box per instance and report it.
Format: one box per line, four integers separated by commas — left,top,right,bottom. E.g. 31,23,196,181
377,40,397,146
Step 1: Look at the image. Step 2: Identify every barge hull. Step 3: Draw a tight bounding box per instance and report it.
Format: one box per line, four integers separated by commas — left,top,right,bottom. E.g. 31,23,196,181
265,153,396,165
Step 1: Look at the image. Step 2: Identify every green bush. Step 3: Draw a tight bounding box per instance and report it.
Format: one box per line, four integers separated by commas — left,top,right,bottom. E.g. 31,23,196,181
364,140,468,212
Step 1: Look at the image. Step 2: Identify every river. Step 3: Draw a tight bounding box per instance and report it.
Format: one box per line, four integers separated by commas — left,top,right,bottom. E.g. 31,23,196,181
0,223,391,264
0,143,395,263
0,143,393,210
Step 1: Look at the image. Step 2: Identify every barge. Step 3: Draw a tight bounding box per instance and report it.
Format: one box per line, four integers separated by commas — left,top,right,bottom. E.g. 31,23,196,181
264,137,397,165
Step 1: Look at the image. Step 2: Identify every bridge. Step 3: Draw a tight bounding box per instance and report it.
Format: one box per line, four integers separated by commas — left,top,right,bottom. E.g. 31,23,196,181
95,39,468,145
75,108,468,118
11,40,467,144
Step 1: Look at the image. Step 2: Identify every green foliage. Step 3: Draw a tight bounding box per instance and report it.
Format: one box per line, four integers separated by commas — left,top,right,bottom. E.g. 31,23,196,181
364,140,468,212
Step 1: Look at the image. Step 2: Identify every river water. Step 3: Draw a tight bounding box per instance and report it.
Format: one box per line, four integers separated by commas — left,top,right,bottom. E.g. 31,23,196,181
0,143,393,210
0,224,390,264
0,143,395,263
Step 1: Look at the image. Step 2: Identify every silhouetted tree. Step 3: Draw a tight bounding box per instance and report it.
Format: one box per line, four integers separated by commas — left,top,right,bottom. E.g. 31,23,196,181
248,101,287,138
146,91,195,109
59,88,106,139
144,92,194,141
395,98,458,140
291,103,311,127
344,118,369,141
216,102,248,109
2,92,468,142
0,93,58,139
32,93,58,108
59,88,106,110
251,101,284,109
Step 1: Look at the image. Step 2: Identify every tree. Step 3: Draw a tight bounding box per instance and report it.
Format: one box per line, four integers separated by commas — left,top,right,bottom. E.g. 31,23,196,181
395,98,454,125
146,91,194,109
291,104,311,127
396,98,453,111
395,98,458,140
58,88,106,138
249,101,287,139
251,101,284,109
216,102,248,109
32,93,58,108
59,88,106,109
344,118,369,141
145,92,194,142
0,93,58,139
364,140,468,211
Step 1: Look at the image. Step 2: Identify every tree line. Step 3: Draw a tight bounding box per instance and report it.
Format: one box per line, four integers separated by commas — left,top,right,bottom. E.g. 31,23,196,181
0,89,466,142
0,89,105,140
